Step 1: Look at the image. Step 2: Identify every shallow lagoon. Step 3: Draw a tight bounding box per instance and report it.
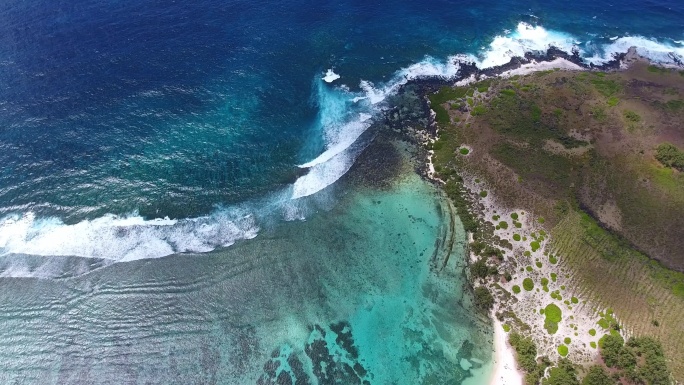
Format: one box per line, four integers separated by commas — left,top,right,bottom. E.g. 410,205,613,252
0,170,493,384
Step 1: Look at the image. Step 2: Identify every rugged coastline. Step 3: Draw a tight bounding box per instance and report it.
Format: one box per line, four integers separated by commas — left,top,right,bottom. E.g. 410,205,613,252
379,46,684,384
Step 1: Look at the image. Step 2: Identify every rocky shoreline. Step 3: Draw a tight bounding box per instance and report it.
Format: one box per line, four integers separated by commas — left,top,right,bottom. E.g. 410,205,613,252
370,45,683,384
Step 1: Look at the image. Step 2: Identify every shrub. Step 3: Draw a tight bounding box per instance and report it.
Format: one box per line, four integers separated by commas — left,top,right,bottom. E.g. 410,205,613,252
503,324,511,332
536,261,542,268
549,255,558,264
550,273,557,282
543,358,578,385
480,190,488,197
472,104,487,116
459,147,470,155
470,257,489,279
511,212,519,220
474,286,494,310
512,285,521,294
600,334,625,368
655,142,684,171
513,234,521,241
498,220,508,229
557,345,569,357
523,278,534,291
530,241,540,252
571,297,579,304
564,337,571,344
581,365,612,385
624,110,641,123
589,329,596,336
541,278,549,286
545,304,562,323
590,341,597,349
606,96,619,106
544,319,558,334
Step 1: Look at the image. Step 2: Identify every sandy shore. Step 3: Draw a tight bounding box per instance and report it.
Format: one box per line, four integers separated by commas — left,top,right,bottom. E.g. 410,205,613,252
489,319,523,385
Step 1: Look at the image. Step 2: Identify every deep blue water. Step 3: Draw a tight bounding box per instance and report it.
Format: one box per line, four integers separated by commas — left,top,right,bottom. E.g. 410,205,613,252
0,1,683,383
1,0,682,224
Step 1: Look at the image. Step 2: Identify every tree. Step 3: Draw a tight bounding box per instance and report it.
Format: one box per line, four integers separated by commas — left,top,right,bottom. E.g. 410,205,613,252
474,286,494,310
600,334,624,368
470,257,489,279
581,366,613,385
543,359,579,385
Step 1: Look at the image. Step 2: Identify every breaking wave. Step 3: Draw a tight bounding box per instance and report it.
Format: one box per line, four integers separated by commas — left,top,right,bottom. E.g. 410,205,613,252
2,21,683,276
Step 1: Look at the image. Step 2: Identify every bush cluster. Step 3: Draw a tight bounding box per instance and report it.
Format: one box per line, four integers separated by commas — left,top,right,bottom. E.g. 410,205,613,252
509,333,550,385
473,286,494,310
599,335,670,384
655,142,684,171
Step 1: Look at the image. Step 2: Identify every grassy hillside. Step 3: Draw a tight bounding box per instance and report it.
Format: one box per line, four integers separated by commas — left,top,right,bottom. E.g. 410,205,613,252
426,62,684,380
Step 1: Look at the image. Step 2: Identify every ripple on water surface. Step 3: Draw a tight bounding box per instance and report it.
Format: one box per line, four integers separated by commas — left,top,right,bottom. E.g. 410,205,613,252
0,174,493,384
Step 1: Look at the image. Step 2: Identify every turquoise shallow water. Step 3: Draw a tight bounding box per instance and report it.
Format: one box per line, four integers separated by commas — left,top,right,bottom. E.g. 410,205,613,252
0,167,492,384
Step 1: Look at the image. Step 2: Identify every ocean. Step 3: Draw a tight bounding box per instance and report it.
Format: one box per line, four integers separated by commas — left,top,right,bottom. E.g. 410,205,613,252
0,0,682,383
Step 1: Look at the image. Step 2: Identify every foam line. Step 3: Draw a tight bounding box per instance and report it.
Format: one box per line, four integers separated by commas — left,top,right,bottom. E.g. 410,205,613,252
3,21,684,270
0,211,258,262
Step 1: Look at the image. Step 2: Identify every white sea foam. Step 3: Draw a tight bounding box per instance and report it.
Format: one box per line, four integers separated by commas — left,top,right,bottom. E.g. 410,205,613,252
4,21,684,271
587,35,684,67
322,69,341,83
476,22,579,68
292,56,461,199
0,210,258,262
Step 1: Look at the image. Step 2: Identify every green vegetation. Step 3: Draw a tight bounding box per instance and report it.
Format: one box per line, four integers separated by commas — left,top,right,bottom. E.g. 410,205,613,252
509,333,550,385
557,345,569,357
459,147,470,155
470,241,505,261
536,261,543,268
591,105,607,121
581,366,612,385
498,220,508,229
472,104,487,116
589,328,596,336
444,180,478,233
606,96,619,106
598,335,670,384
541,278,549,286
530,241,541,252
543,359,578,385
503,324,511,332
428,68,684,380
590,342,597,349
624,110,641,123
480,190,488,198
564,337,571,344
513,234,521,241
545,304,562,322
591,77,621,97
474,286,494,310
428,86,468,124
512,285,521,294
655,142,684,171
544,304,562,335
470,257,490,279
523,278,534,291
550,273,557,282
511,213,519,220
